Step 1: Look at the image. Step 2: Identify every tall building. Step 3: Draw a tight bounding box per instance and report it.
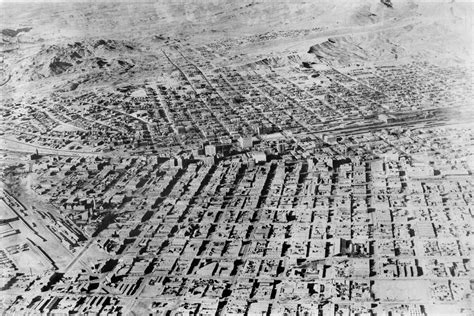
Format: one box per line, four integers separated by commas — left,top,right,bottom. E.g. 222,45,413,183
204,144,217,156
172,157,183,168
323,134,338,145
252,151,267,163
239,136,253,149
277,142,286,154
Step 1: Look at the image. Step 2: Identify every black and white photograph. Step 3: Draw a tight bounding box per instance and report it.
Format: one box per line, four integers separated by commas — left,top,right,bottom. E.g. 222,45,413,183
0,0,472,314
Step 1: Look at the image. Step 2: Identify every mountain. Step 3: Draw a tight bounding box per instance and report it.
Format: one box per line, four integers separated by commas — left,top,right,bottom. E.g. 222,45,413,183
0,0,471,98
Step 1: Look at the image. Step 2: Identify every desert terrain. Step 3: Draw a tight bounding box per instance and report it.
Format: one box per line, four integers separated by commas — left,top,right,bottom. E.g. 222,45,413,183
0,0,472,315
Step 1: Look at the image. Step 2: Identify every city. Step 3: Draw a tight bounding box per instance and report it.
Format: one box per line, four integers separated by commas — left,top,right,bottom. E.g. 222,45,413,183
0,0,472,315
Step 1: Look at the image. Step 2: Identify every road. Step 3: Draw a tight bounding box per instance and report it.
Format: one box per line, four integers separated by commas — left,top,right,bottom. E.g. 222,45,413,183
0,136,104,156
62,237,97,274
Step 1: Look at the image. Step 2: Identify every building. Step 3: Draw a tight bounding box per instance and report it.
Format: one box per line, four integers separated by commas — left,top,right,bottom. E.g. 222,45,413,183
172,157,183,168
277,142,286,154
323,134,338,145
378,114,396,123
30,149,41,160
333,238,350,256
0,200,18,224
205,144,217,156
252,151,267,163
239,136,253,150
